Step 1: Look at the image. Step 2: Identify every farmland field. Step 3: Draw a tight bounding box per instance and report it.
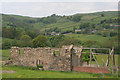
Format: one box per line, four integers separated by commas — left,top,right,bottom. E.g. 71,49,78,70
66,34,109,44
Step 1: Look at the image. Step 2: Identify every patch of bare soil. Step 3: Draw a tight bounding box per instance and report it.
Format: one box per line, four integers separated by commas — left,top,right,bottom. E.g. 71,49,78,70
2,70,16,73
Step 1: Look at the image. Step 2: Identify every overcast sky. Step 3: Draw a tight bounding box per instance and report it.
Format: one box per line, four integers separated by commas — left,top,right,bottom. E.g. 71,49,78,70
1,1,118,17
1,0,119,2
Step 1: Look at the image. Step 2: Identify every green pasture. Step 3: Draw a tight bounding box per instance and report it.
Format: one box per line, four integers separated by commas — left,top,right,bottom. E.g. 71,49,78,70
66,34,109,44
1,49,10,60
2,65,117,78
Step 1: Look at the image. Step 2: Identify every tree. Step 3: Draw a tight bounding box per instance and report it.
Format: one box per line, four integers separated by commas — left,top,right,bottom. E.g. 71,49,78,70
32,35,47,47
2,27,17,39
20,35,32,47
82,53,95,64
50,35,65,47
51,14,56,17
79,23,90,29
110,32,117,37
2,40,12,49
73,27,76,33
72,15,82,22
42,17,56,24
101,14,104,17
26,31,37,39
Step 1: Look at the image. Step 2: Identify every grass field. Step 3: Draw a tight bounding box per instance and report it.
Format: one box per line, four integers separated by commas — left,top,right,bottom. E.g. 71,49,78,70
66,34,109,44
2,65,117,78
1,49,10,60
2,49,10,57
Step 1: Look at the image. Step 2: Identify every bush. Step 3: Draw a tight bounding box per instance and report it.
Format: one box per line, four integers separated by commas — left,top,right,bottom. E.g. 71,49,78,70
50,35,65,47
2,41,11,49
20,35,32,47
97,33,102,35
72,15,82,22
32,35,47,47
2,39,21,49
37,64,43,68
110,32,117,37
82,53,95,64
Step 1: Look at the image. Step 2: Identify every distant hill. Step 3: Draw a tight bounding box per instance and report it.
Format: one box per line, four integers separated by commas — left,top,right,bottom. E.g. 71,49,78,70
2,11,118,35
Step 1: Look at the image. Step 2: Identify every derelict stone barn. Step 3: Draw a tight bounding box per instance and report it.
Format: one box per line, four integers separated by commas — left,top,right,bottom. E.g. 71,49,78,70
5,45,113,74
8,45,83,72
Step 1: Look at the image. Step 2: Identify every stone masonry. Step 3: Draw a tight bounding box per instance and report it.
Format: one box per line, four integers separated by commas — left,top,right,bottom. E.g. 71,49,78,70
8,45,80,72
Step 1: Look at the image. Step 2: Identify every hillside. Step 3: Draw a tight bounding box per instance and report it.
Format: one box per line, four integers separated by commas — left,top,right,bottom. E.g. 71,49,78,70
2,11,118,34
1,11,119,54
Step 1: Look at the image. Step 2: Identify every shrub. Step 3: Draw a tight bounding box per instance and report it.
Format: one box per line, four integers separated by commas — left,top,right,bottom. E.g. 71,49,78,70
32,35,47,47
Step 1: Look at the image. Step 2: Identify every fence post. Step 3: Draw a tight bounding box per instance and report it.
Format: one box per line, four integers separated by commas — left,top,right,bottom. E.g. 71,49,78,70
112,47,115,74
90,48,92,67
106,49,111,67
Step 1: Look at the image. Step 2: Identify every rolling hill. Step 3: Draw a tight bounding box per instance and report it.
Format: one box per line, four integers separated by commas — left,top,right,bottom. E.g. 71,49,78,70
2,11,118,34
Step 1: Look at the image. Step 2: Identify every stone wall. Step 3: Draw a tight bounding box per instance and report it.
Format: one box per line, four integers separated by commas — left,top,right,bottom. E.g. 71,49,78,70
9,45,75,72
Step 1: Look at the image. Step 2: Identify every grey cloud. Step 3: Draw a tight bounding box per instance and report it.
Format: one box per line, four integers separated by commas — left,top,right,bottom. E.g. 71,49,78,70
1,2,118,17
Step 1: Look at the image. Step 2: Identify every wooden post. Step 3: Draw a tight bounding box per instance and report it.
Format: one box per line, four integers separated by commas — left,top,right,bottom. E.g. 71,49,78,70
106,49,111,67
102,58,106,67
70,45,74,71
79,47,82,66
112,47,115,66
112,47,115,74
80,51,82,65
92,52,99,67
90,48,92,67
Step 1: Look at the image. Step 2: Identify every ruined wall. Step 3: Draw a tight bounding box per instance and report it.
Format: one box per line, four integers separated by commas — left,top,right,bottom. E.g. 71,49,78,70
72,46,83,66
9,45,74,72
8,45,111,73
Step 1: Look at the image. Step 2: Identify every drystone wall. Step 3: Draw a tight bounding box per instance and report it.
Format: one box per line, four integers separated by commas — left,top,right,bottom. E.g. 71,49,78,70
7,45,111,73
9,45,76,72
